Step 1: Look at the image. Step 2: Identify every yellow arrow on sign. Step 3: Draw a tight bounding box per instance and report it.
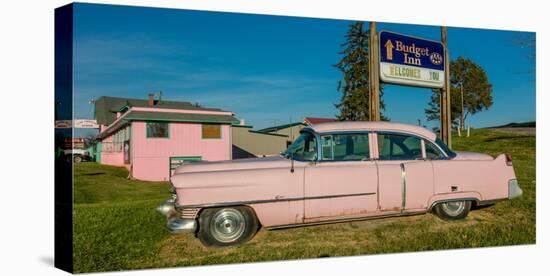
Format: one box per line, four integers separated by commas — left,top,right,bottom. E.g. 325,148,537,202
385,39,394,60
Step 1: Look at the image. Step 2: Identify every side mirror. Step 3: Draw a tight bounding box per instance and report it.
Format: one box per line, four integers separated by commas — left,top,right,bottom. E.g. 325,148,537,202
282,151,295,159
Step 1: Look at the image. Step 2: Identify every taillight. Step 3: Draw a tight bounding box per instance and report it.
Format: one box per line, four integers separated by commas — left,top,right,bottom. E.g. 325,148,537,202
505,153,513,166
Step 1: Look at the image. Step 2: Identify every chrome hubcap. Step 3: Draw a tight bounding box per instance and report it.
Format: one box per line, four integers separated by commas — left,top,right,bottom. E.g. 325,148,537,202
210,208,245,243
441,201,465,216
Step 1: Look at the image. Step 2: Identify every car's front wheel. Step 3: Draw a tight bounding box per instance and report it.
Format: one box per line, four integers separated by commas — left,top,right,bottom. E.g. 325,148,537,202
197,206,259,247
434,200,471,220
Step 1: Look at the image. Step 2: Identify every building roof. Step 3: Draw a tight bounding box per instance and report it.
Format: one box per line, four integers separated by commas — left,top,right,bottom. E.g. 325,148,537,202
257,117,338,133
256,122,306,133
98,110,239,139
95,96,228,125
248,130,288,137
125,111,239,124
304,117,337,125
306,121,437,141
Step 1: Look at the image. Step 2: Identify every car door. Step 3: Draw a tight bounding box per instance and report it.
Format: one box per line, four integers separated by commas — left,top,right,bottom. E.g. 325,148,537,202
304,132,378,222
375,132,435,212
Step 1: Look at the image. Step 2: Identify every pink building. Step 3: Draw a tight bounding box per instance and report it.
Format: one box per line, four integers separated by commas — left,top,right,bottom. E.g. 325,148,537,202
95,94,238,181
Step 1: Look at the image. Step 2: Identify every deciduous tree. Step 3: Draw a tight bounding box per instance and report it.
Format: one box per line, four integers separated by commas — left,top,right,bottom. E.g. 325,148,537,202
425,57,493,129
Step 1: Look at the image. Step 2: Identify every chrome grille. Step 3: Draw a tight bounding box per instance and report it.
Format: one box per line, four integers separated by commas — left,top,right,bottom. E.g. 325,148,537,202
180,208,200,219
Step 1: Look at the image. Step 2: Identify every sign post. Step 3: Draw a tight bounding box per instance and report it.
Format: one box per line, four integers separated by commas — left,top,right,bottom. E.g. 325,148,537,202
369,22,380,121
440,27,451,147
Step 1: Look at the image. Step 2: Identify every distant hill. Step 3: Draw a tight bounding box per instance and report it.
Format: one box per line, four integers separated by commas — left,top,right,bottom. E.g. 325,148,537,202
487,121,536,129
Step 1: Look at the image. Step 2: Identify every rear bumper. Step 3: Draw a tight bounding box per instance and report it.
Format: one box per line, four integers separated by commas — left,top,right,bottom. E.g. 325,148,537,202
508,179,523,199
157,197,197,233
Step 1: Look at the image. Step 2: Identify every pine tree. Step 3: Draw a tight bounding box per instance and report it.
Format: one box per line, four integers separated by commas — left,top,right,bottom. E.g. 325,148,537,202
334,21,386,121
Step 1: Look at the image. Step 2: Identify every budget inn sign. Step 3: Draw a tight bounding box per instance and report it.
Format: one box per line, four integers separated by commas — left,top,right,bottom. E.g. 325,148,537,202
379,31,445,88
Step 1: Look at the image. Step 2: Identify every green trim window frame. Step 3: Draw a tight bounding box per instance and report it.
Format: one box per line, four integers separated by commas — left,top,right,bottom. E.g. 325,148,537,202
202,124,222,139
118,130,123,151
146,122,170,139
117,105,130,113
114,131,119,151
129,124,132,141
95,142,102,163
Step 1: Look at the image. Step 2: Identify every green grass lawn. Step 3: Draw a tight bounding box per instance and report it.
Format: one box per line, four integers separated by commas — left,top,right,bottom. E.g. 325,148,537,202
73,128,536,273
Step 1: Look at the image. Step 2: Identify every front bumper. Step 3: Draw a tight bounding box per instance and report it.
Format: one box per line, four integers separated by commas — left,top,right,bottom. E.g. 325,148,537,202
157,197,197,233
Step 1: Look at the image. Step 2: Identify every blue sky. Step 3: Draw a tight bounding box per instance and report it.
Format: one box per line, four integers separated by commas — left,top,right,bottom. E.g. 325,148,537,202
73,3,535,132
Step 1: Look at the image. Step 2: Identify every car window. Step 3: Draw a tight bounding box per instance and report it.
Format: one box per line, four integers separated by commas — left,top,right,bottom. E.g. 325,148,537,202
378,133,423,160
321,133,370,161
284,132,317,161
425,140,446,159
435,137,456,158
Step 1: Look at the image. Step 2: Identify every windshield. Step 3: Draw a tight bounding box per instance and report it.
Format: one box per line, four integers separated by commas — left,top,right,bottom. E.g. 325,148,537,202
435,137,456,158
282,132,318,161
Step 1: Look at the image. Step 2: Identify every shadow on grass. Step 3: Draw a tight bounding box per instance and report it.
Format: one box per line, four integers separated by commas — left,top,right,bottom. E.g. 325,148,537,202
82,172,105,176
471,204,494,211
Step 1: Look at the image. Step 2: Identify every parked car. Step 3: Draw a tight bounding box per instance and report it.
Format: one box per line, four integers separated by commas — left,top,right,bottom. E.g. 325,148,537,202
157,121,522,247
63,148,91,163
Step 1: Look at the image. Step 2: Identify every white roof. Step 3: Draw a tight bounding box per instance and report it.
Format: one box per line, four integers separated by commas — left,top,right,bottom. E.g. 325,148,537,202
307,121,437,141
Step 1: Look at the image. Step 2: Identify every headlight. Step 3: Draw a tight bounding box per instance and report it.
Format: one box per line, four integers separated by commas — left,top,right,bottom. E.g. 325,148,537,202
169,186,177,201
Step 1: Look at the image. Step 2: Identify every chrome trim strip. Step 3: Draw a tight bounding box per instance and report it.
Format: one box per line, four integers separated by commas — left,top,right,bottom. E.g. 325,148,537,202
401,163,406,211
420,140,427,159
315,158,375,163
427,197,480,211
266,210,426,230
176,192,376,209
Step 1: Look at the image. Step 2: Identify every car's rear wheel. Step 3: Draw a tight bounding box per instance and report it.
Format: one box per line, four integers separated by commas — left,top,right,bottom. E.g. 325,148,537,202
197,206,259,247
73,155,82,163
434,200,471,220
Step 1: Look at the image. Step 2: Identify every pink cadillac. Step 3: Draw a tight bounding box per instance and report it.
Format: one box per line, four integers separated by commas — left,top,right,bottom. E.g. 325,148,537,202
157,121,523,247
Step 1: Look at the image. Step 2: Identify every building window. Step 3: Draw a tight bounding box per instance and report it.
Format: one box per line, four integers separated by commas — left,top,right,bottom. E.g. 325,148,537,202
202,124,221,139
146,122,169,138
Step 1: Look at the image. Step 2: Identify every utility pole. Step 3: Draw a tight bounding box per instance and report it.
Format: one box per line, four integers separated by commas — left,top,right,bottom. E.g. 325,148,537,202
440,26,452,147
460,82,465,131
369,21,380,121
